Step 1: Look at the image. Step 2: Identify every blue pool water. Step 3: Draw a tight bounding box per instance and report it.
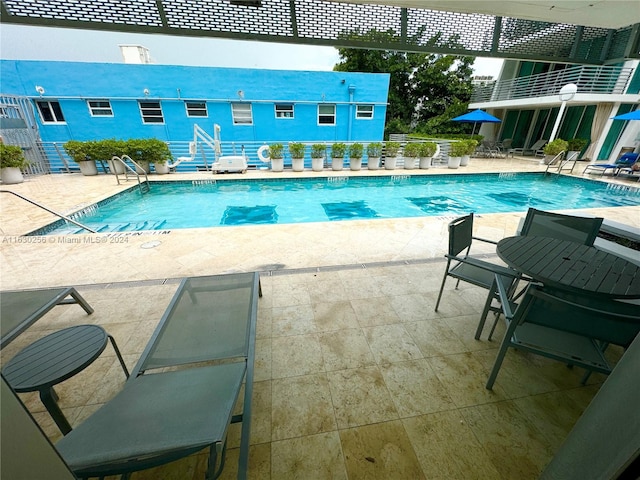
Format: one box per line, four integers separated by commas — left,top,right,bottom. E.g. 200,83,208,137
35,173,640,235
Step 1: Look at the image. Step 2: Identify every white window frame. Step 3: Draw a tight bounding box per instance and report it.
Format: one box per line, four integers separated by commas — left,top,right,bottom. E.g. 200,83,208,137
35,100,66,124
275,103,294,119
87,100,113,117
232,103,253,125
138,100,164,124
318,104,336,125
356,104,374,120
185,101,208,117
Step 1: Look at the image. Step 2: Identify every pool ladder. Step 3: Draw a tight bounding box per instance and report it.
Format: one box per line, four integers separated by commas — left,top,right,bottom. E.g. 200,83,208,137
545,151,578,176
111,155,150,194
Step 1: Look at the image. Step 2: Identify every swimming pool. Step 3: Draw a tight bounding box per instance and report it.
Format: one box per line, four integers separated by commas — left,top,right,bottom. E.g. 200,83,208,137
34,173,640,235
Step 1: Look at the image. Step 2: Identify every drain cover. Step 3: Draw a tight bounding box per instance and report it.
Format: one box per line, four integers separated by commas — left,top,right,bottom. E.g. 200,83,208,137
141,241,161,249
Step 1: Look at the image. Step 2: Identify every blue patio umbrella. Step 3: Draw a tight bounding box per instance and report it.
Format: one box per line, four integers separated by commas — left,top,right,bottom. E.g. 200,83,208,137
611,110,640,121
451,109,501,135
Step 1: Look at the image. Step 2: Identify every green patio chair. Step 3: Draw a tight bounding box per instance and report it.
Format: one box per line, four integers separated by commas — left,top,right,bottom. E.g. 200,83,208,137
435,214,519,327
485,275,640,390
520,208,603,246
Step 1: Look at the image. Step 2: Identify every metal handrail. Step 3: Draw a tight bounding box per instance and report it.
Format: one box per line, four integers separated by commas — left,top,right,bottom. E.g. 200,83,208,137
472,65,633,103
112,155,150,193
544,151,577,175
0,190,97,233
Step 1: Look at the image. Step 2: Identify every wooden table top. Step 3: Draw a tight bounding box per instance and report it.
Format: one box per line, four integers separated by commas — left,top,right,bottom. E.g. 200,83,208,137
497,236,640,299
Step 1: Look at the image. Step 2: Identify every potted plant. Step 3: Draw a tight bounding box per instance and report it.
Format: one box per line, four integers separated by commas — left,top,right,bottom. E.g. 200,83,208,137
348,143,364,171
269,143,284,172
542,139,568,165
331,142,347,171
384,141,400,170
402,142,420,169
311,144,326,172
289,142,306,172
418,142,437,169
448,141,467,169
91,138,127,174
367,142,382,170
460,139,477,166
567,138,588,161
0,144,27,184
63,140,98,176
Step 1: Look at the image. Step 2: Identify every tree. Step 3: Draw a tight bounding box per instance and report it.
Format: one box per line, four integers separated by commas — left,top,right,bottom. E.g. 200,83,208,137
334,29,475,135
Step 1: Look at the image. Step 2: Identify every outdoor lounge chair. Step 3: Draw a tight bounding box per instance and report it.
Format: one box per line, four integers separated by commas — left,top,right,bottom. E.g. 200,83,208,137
435,213,518,321
54,273,260,480
583,152,639,176
512,139,547,157
485,275,640,390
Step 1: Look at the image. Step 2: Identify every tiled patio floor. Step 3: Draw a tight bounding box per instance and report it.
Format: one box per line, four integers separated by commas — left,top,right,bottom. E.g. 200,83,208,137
1,157,638,479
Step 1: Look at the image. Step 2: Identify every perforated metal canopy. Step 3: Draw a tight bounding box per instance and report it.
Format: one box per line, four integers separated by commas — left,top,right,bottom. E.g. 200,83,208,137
1,0,638,64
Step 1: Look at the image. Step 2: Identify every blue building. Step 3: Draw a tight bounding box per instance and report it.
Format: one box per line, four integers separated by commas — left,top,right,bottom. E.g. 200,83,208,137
0,60,390,171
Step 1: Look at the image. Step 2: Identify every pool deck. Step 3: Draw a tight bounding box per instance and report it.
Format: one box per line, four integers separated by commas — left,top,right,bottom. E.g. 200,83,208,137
1,156,639,479
2,157,638,289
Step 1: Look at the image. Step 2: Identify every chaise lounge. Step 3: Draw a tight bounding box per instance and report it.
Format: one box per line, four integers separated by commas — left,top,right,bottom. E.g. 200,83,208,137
583,152,639,176
54,272,261,480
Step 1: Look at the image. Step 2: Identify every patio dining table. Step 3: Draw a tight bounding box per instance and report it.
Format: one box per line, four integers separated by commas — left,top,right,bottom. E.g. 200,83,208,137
496,236,640,299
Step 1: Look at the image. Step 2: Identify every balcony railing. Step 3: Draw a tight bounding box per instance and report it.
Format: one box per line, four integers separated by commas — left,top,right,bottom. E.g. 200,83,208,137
471,65,634,103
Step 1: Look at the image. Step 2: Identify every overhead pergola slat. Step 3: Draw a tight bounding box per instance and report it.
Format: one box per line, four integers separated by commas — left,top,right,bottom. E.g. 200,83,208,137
1,0,638,64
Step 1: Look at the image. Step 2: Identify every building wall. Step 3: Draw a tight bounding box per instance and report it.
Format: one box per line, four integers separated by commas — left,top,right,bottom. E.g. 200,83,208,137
0,60,390,145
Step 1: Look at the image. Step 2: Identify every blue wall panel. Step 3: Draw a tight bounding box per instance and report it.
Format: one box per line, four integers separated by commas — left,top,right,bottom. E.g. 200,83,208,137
1,60,389,146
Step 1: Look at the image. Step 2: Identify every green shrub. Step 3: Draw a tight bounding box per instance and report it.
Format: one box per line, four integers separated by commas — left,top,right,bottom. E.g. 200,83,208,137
0,144,27,169
385,142,400,157
311,144,326,158
288,142,305,159
403,143,421,158
449,141,468,157
463,139,478,155
367,142,382,157
63,140,92,163
348,143,364,159
543,139,568,156
567,138,588,151
331,143,347,158
269,143,284,159
419,142,437,157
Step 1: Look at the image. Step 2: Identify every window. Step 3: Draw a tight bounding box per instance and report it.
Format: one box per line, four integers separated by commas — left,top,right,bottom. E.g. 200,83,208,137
275,104,294,118
35,100,65,123
185,101,208,117
87,100,113,117
232,103,253,124
318,104,336,125
356,105,374,119
138,101,164,124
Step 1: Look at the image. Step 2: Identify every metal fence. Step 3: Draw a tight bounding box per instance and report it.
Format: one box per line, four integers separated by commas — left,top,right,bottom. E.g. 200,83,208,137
35,138,453,174
471,65,634,103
